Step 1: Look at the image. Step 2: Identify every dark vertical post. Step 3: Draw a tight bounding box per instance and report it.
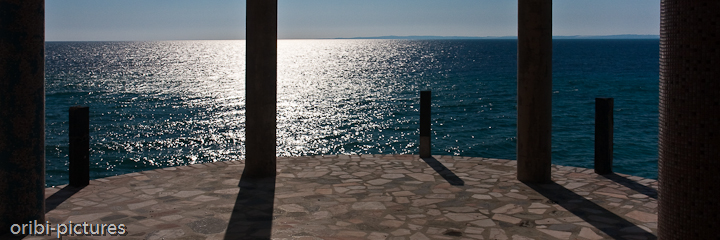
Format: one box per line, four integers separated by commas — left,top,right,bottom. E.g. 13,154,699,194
0,0,45,234
594,98,613,175
517,0,552,183
69,106,90,187
420,91,431,158
244,0,277,179
658,1,720,239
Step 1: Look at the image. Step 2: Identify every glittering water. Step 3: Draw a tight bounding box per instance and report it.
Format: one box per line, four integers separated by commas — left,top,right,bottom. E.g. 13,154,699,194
44,39,659,187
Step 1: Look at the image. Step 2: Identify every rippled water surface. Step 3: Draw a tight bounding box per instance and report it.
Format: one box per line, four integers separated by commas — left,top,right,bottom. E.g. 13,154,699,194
45,39,659,186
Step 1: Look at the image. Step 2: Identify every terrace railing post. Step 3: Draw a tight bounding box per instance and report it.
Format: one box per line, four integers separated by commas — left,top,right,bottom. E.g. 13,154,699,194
594,98,613,175
420,91,431,158
69,106,90,187
0,0,46,234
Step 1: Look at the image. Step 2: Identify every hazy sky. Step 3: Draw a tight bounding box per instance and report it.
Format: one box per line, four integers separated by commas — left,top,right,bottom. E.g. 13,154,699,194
46,0,660,41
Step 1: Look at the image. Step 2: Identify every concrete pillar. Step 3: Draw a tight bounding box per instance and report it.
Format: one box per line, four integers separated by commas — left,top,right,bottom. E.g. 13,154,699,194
658,1,720,239
517,0,552,183
419,91,431,158
244,0,277,179
0,0,46,235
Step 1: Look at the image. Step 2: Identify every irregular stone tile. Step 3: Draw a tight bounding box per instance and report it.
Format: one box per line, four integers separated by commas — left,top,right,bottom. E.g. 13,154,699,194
427,194,455,199
337,231,367,237
333,187,350,194
538,229,572,239
489,228,509,240
380,220,405,228
471,194,492,200
127,200,158,210
366,178,393,185
464,227,485,234
391,229,411,236
297,171,329,178
213,188,239,195
528,203,550,208
548,224,577,231
625,210,657,222
505,192,528,199
565,182,588,189
192,195,219,202
407,173,435,182
443,207,477,213
279,204,307,213
470,219,496,227
445,213,486,221
160,214,184,221
409,232,430,240
368,232,389,240
146,228,185,240
512,235,535,240
492,204,521,214
351,202,386,210
528,209,546,214
558,216,583,223
535,218,561,225
492,214,522,224
408,223,423,230
411,199,445,207
66,212,113,223
382,174,406,179
579,227,605,240
337,198,357,203
172,191,204,198
392,191,415,197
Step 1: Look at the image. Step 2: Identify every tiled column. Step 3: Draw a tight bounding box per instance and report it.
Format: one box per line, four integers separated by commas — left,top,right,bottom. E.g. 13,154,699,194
244,0,277,179
0,0,46,234
517,0,552,183
658,1,720,238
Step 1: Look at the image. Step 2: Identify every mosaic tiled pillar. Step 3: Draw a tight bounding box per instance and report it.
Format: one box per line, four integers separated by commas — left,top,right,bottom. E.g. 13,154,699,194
517,0,552,183
0,0,46,235
658,1,720,239
244,0,277,178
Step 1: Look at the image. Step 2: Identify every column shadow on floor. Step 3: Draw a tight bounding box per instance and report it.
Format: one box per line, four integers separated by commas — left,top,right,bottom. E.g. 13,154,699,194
524,182,656,240
601,173,657,199
223,172,276,240
45,185,85,213
421,157,464,186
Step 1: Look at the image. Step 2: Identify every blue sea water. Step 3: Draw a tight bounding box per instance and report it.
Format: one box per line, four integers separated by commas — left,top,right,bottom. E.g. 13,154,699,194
44,39,659,187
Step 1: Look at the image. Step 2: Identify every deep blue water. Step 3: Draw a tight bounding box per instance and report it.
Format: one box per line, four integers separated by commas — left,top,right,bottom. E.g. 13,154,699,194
44,39,659,187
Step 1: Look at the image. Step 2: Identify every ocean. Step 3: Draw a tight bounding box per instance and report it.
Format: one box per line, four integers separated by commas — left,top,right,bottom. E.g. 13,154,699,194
44,39,659,187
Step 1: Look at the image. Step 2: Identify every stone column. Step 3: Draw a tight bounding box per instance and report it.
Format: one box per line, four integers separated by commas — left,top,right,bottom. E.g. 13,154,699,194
244,0,277,179
517,0,552,183
658,1,720,239
0,0,46,234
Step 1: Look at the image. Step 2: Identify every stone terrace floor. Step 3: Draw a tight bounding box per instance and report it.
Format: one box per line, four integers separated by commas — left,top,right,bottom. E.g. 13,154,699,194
25,155,657,239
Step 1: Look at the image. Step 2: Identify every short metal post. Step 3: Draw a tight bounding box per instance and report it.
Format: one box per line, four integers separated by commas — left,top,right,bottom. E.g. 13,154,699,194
69,106,89,187
420,91,431,158
595,98,613,175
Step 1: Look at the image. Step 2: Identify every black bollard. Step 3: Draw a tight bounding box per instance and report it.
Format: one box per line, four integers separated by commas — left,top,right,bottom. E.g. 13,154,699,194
69,106,90,187
594,98,613,175
420,91,431,158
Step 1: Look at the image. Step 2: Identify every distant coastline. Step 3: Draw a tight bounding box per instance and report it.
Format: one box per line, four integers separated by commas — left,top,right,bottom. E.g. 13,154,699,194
333,34,660,40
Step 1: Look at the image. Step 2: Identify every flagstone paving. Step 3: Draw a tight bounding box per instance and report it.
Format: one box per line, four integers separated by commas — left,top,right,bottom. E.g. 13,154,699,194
26,155,657,239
